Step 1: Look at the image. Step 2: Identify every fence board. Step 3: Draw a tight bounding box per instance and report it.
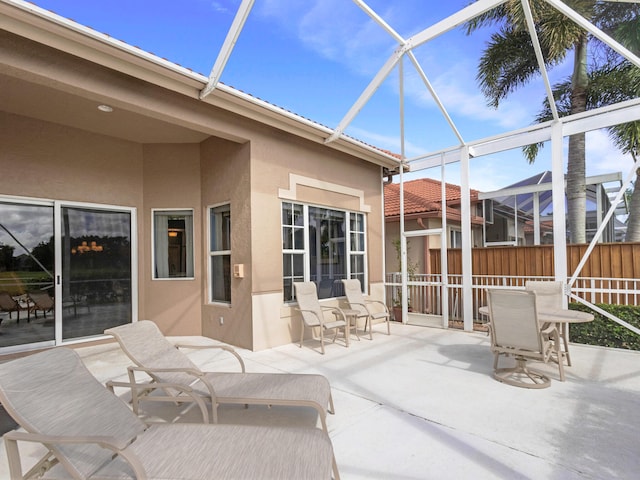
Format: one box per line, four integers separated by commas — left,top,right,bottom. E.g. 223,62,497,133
430,243,640,280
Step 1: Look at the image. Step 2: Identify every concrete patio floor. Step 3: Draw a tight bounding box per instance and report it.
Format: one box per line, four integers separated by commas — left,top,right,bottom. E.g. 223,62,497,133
1,322,638,479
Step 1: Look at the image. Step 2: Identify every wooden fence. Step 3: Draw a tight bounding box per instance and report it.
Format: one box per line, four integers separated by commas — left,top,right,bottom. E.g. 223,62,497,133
429,242,640,279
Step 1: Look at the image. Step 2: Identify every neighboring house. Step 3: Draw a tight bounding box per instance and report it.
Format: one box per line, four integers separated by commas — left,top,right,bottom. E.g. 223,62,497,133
481,171,627,246
384,178,484,275
0,3,399,353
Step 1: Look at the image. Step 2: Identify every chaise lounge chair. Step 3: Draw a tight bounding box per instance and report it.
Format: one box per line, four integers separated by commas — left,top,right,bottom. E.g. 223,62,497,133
105,320,335,431
27,291,54,319
0,347,338,479
0,292,30,323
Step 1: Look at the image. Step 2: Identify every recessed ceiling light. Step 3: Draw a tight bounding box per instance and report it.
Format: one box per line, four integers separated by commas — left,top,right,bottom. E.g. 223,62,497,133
97,104,113,113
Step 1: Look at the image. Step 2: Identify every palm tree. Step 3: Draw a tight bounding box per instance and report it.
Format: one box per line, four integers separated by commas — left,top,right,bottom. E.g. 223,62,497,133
466,1,640,243
527,64,640,240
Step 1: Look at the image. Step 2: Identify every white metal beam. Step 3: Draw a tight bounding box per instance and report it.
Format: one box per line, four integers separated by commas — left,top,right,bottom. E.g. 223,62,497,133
440,155,449,328
550,122,567,286
478,172,623,199
200,0,254,99
521,0,559,121
562,98,640,136
352,0,405,44
460,146,473,331
409,98,640,172
408,0,507,49
325,49,404,144
545,0,640,69
407,52,465,145
569,155,640,286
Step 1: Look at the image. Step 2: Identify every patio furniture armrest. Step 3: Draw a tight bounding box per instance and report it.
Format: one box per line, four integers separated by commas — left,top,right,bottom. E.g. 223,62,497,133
4,431,147,479
106,379,210,423
297,308,325,326
127,364,205,378
365,299,389,313
5,430,131,451
174,343,246,372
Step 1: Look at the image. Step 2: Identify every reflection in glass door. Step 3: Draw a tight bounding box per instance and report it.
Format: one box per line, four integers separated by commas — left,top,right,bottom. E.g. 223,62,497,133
0,201,55,348
0,199,135,351
61,206,132,341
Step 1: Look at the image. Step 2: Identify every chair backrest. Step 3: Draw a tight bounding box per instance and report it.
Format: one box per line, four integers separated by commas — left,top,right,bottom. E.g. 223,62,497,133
342,279,368,316
0,347,146,479
293,282,323,327
28,291,54,309
525,280,564,310
0,291,18,311
105,320,202,386
488,289,543,354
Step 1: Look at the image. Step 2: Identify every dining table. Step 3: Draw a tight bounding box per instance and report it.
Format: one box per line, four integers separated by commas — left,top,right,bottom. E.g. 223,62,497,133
478,305,594,366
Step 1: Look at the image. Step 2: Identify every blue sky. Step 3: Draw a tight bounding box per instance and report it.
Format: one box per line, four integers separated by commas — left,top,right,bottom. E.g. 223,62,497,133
29,0,632,193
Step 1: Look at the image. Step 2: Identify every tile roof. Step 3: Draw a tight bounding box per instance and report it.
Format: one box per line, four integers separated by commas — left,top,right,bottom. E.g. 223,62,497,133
384,178,480,218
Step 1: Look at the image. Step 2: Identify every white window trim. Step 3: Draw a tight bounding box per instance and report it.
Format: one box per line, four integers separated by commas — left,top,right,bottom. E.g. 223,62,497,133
151,208,195,281
282,201,368,303
207,203,232,305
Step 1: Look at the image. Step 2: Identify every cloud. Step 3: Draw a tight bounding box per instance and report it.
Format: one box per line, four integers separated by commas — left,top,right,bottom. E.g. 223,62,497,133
347,125,425,159
586,129,635,177
256,0,400,76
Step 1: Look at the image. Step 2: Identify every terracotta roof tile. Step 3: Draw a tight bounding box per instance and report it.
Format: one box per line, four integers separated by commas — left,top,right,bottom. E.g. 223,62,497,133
384,178,479,218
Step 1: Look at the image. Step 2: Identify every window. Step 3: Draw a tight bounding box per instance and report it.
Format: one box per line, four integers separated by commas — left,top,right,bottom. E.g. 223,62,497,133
153,209,194,279
209,204,231,303
282,202,366,301
350,212,366,291
449,228,462,248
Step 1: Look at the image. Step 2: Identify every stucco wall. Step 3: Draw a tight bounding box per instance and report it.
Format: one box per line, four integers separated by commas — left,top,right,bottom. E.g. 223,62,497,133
141,143,203,336
248,126,385,350
200,137,253,349
0,112,143,205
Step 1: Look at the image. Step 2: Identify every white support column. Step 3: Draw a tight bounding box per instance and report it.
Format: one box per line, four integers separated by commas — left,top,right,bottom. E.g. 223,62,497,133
460,146,473,331
551,122,567,303
514,196,519,245
533,192,541,245
596,184,604,242
440,155,449,328
398,55,408,324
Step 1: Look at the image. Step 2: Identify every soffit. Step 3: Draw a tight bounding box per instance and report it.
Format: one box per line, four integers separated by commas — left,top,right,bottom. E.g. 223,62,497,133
0,1,400,168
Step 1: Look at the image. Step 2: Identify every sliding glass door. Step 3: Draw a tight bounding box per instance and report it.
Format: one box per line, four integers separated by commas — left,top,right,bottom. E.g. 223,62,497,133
0,200,55,348
0,198,135,352
61,205,133,341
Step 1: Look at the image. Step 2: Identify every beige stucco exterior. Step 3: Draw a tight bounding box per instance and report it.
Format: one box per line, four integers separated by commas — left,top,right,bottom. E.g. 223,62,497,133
0,7,398,352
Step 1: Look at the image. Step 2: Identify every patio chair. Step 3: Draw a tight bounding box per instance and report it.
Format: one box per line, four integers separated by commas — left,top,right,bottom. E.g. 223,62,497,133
27,291,54,319
293,281,348,354
105,320,335,432
487,289,565,389
0,347,338,480
525,280,572,365
342,279,390,339
0,291,29,323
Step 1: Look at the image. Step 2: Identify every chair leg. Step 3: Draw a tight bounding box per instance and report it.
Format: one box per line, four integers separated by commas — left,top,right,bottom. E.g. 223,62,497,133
561,323,572,366
386,317,390,335
319,329,325,355
554,330,566,382
300,322,304,349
